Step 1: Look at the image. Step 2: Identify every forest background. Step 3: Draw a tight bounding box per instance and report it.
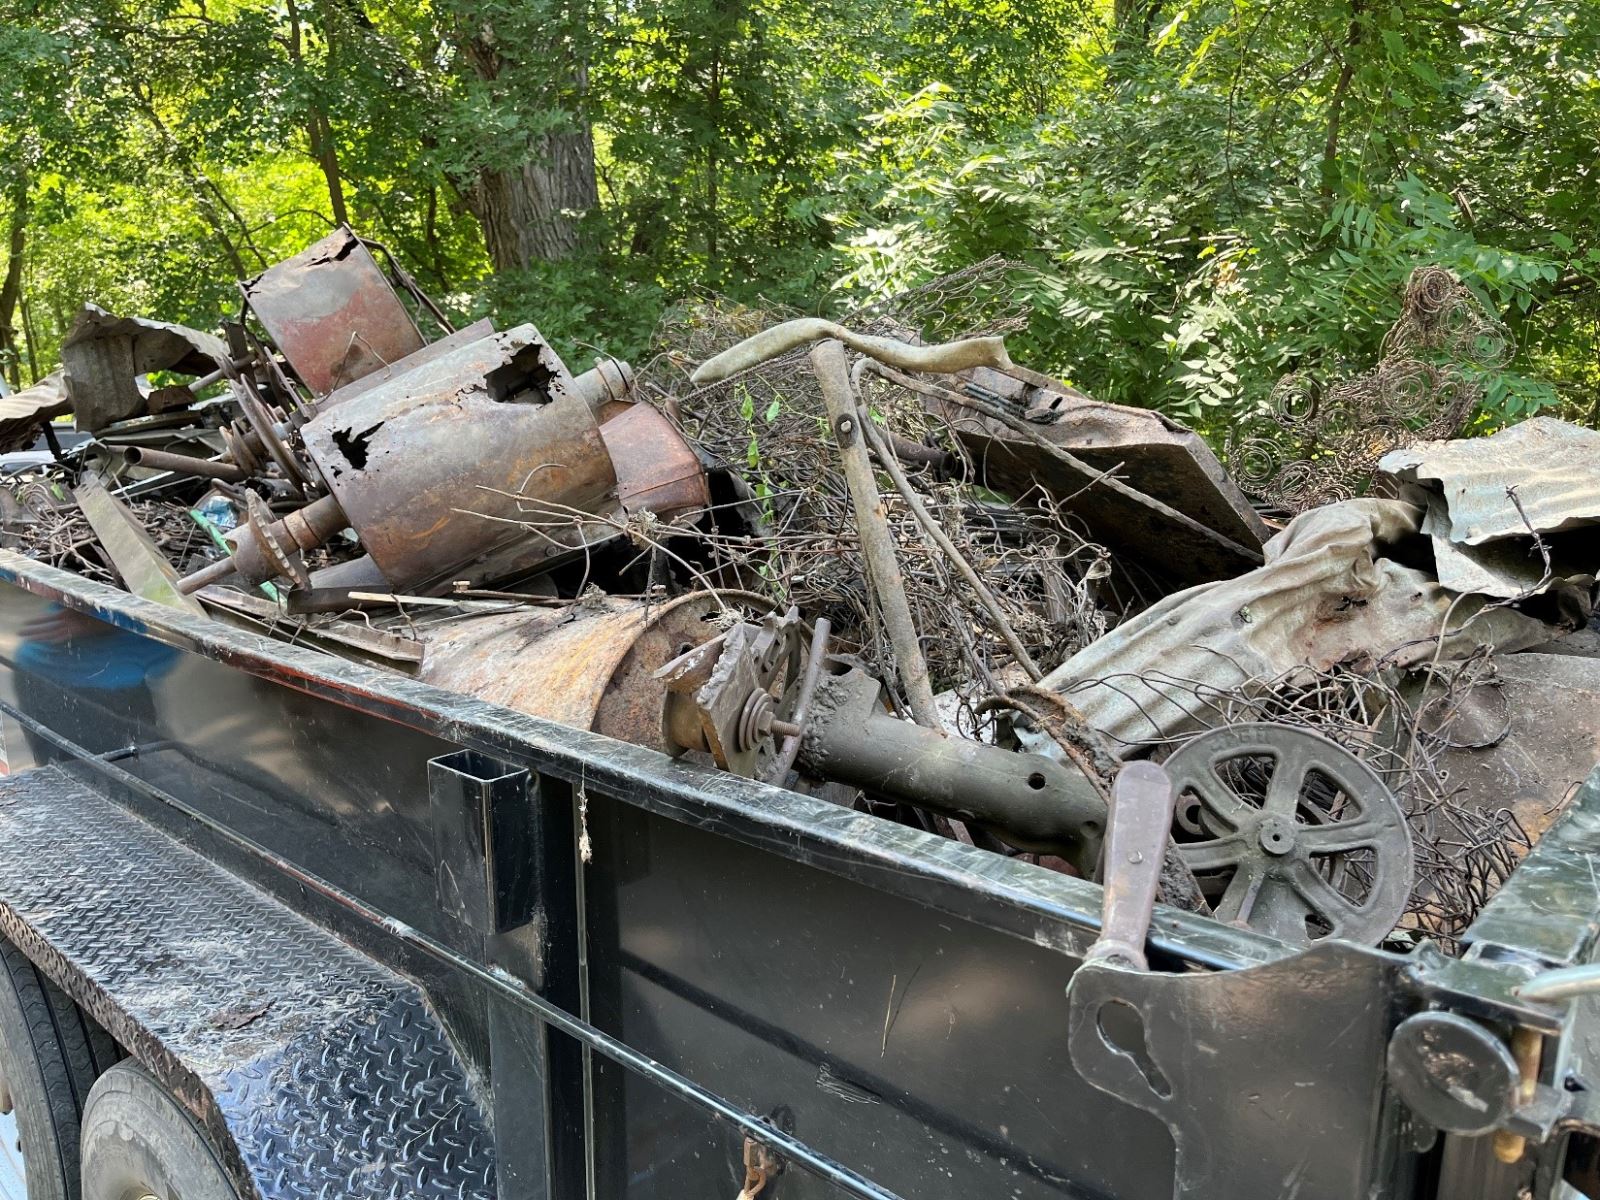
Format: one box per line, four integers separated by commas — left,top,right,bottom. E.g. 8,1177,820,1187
0,0,1594,440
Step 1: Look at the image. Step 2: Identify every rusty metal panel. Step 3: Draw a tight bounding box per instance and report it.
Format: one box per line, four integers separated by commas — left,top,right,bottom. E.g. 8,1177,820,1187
929,366,1269,588
598,402,711,521
241,226,426,396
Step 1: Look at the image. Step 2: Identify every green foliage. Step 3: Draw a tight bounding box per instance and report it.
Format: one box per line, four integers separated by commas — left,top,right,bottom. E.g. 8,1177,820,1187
0,0,1592,439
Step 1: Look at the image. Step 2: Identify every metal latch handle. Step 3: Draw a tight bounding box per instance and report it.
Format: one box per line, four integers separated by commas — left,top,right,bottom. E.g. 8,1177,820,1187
1086,761,1177,971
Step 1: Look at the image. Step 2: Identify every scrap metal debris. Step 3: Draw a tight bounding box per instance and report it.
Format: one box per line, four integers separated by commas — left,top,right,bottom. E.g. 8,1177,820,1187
1228,266,1512,512
9,233,1600,959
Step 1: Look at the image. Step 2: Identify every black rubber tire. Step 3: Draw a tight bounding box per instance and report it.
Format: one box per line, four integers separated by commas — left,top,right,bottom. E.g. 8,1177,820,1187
0,939,112,1200
79,1062,240,1200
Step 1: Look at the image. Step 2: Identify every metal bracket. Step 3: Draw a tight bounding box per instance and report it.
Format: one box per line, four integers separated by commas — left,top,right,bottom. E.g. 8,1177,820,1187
1067,940,1401,1199
428,749,541,934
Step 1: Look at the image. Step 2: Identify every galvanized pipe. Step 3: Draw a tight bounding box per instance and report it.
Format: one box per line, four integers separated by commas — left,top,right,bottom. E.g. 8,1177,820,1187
810,339,943,731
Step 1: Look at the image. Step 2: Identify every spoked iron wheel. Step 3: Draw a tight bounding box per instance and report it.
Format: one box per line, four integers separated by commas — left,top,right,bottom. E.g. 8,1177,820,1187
1164,723,1413,947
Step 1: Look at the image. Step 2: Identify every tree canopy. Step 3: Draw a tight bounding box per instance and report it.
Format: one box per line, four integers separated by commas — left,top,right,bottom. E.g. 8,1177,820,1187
1,0,1594,438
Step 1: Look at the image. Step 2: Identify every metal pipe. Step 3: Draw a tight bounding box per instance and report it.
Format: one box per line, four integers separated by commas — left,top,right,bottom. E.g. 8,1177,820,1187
694,319,1012,385
571,359,634,411
177,493,348,594
122,446,248,484
800,669,1105,870
177,555,239,593
187,353,254,393
1493,1025,1543,1164
1517,963,1600,1003
852,392,1042,682
810,339,943,731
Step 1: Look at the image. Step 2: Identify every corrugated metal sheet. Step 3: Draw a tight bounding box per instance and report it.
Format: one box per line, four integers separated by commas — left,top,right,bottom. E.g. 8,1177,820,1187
1022,498,1558,751
1380,417,1600,545
0,372,69,453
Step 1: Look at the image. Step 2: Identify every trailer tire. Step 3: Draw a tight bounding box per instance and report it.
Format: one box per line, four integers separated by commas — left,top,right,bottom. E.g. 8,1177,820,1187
0,937,110,1200
79,1062,239,1200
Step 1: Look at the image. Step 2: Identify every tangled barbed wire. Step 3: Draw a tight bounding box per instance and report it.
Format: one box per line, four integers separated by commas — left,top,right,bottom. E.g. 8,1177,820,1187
638,259,1120,728
1227,266,1513,512
1111,652,1527,950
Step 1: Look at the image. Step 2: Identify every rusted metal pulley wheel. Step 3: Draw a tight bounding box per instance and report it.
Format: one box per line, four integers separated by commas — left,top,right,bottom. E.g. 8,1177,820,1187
1163,724,1413,947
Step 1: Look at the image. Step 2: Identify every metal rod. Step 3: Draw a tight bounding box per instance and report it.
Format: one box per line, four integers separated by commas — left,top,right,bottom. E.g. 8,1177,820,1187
865,361,1265,566
810,339,942,731
1517,963,1600,1003
0,698,903,1200
123,447,248,484
187,353,254,393
1493,1025,1543,1164
851,387,1042,682
767,616,830,781
176,555,238,593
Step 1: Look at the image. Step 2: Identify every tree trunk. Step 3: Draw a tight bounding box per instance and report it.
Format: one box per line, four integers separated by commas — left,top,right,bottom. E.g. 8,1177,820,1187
289,0,350,227
468,127,598,269
307,110,350,227
1112,0,1162,56
458,21,598,272
0,181,27,390
1321,0,1365,199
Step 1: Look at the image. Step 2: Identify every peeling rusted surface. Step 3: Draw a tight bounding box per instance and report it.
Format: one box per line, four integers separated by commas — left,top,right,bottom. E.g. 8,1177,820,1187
241,226,425,396
418,593,725,748
301,325,616,592
599,402,712,521
317,318,496,413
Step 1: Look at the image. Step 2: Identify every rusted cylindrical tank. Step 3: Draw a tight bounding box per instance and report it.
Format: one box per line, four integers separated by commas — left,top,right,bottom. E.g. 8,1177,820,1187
300,326,619,593
418,593,733,751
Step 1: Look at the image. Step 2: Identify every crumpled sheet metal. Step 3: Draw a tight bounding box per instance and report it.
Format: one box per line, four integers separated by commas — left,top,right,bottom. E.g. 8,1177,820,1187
1025,499,1557,752
60,304,231,432
0,372,70,453
1420,492,1597,600
1381,417,1600,545
241,225,425,397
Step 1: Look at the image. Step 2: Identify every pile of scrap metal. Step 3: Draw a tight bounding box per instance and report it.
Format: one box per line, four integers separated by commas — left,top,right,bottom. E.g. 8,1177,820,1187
7,228,1599,961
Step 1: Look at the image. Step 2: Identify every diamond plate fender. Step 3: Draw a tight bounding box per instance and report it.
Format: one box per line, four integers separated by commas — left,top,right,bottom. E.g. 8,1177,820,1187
0,766,495,1200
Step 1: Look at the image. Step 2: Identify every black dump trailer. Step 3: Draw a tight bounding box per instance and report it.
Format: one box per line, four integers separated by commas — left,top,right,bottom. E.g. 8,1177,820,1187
0,551,1598,1200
